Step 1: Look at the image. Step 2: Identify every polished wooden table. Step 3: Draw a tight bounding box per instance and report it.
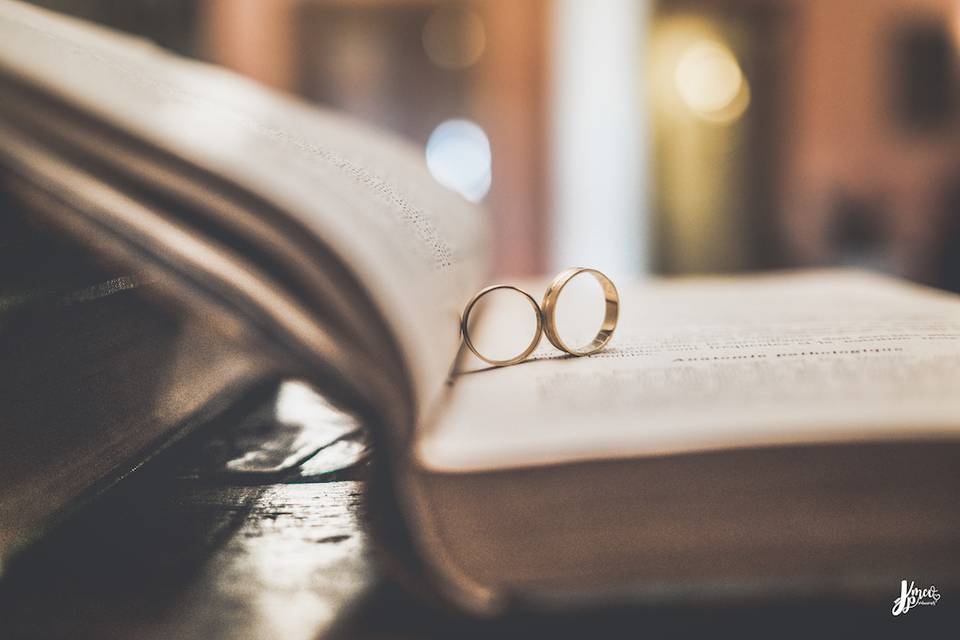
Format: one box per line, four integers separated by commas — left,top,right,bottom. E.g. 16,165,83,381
0,416,948,639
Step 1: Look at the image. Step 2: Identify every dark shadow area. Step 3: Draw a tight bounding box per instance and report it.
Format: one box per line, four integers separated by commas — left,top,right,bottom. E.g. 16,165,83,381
0,446,263,640
323,579,957,640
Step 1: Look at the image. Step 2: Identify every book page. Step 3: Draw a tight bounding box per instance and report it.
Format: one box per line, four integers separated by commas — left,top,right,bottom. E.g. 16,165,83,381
417,270,960,472
0,1,488,419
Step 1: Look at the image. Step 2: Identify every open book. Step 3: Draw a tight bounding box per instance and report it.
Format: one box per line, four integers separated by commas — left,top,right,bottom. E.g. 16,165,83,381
1,1,958,614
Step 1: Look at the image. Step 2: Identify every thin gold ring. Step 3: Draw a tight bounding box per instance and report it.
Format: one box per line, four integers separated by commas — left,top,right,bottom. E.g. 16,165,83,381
542,267,619,356
461,284,543,366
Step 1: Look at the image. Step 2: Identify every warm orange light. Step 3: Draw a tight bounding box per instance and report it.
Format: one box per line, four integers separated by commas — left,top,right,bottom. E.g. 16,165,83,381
673,40,749,122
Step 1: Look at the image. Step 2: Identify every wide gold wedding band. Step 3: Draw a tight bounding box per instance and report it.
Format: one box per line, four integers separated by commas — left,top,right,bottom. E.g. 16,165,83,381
460,284,544,366
542,267,620,356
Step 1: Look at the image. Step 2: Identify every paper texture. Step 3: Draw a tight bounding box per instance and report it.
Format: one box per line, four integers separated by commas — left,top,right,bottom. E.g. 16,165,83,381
0,0,488,420
419,271,960,471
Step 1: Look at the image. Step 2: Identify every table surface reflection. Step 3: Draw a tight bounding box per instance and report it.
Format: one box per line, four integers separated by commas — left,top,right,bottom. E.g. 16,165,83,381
0,425,950,640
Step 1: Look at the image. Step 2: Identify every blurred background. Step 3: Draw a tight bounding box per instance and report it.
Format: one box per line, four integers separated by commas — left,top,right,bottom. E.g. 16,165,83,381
25,0,960,289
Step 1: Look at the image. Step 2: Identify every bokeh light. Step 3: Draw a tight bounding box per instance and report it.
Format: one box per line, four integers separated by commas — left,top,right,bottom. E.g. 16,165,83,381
425,118,492,202
421,7,486,70
673,40,749,122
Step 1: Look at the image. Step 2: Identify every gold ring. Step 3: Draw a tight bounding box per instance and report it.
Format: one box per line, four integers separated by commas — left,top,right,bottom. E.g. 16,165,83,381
542,267,619,356
460,284,543,366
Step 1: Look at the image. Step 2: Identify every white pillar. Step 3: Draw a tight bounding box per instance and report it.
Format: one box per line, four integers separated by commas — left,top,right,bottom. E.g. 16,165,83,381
549,0,651,277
